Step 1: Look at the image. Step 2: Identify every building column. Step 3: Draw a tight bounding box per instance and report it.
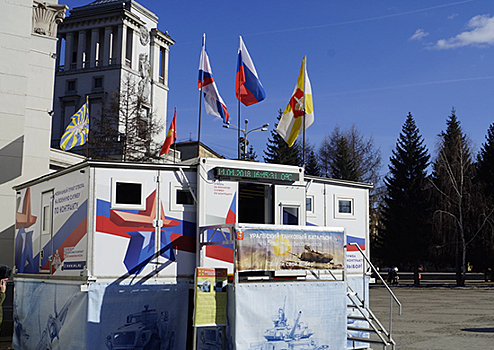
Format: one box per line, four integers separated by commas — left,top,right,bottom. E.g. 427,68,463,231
103,26,112,66
90,28,99,67
55,37,62,71
77,30,86,69
149,40,158,82
117,24,126,66
65,32,73,70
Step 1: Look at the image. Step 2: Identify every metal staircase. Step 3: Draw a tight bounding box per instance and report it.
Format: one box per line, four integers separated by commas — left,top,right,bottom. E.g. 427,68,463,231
346,243,402,350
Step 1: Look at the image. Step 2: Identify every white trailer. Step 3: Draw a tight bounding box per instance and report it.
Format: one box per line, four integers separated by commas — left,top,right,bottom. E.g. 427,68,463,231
12,158,395,350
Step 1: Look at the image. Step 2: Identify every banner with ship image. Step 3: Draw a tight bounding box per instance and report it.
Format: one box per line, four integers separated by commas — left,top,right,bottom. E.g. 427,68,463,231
234,282,347,350
236,226,345,272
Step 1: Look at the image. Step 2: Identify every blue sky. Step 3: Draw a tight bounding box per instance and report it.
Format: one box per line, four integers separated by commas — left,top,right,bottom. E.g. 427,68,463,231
65,0,494,177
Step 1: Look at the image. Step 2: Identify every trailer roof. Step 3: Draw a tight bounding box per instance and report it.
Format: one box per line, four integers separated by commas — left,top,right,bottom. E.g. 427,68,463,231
12,159,197,190
13,158,372,191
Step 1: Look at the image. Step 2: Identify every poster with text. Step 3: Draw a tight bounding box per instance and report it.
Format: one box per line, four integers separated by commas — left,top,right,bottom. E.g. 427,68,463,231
236,227,344,272
194,267,228,327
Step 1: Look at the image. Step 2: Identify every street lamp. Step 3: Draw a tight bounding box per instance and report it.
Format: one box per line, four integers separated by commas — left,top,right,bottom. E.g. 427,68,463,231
223,119,269,160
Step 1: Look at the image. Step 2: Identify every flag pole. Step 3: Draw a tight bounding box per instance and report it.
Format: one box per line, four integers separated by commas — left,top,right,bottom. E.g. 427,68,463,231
302,57,306,167
85,95,90,160
237,36,241,160
197,34,205,158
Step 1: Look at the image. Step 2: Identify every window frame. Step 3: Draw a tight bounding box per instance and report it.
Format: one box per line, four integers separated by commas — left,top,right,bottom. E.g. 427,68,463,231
169,183,196,212
111,178,146,211
334,195,355,220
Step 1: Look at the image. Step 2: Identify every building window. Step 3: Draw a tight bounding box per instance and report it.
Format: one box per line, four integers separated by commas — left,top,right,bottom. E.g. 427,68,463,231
334,195,355,219
159,47,166,84
111,179,145,210
67,79,77,92
93,76,103,90
137,107,150,139
125,27,133,68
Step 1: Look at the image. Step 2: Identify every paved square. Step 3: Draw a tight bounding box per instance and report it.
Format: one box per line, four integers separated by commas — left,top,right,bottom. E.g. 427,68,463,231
370,286,494,350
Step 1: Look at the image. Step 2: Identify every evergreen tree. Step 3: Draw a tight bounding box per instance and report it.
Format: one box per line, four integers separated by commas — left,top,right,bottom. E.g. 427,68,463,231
318,125,381,184
264,109,301,165
246,144,258,161
431,109,475,286
472,123,494,279
305,149,321,176
379,113,431,285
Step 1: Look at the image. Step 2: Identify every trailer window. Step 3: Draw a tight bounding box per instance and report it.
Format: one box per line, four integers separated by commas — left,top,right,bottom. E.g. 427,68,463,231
170,183,196,212
177,189,194,205
111,179,145,210
334,195,355,219
116,182,142,205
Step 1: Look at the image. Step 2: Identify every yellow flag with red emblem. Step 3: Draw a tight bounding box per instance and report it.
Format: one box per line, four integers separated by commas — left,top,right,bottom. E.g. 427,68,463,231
276,56,314,147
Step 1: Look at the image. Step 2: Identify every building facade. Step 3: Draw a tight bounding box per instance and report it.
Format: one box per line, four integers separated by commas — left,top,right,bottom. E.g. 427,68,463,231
51,0,174,157
0,0,68,269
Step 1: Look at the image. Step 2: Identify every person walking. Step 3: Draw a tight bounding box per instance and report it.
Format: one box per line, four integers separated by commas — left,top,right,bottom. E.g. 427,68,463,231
0,278,6,331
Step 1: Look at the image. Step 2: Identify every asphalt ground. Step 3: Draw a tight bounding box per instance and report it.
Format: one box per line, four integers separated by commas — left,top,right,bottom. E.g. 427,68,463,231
370,284,494,350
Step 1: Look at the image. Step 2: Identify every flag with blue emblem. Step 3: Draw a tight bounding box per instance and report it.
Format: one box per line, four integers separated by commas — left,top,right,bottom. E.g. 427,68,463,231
60,97,89,151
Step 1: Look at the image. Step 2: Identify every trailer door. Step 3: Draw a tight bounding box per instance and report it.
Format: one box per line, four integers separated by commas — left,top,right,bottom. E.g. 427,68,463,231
39,190,54,273
274,185,305,225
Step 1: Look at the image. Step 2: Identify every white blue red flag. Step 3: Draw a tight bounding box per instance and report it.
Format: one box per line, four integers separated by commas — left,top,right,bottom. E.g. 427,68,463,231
198,34,229,123
236,36,266,106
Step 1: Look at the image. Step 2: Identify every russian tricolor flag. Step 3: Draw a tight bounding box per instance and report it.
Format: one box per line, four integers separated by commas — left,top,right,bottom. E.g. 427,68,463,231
198,34,230,123
236,36,266,106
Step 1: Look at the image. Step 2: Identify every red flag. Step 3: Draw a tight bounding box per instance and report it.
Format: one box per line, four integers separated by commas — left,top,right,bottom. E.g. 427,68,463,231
160,108,177,156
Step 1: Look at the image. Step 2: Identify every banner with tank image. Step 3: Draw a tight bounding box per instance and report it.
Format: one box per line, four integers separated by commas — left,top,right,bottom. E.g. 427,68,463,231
236,226,344,272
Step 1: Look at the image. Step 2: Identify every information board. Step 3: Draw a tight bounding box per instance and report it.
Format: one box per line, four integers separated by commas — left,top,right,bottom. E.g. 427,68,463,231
194,267,228,327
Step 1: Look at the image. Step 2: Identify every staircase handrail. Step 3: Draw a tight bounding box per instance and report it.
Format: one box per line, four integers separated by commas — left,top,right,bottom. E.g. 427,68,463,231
348,243,402,315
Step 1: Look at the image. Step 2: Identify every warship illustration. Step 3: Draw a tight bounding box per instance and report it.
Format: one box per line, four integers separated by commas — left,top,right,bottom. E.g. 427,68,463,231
250,298,328,350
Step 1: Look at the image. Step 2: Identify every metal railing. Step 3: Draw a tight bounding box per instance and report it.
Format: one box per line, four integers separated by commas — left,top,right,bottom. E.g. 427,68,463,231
348,242,402,338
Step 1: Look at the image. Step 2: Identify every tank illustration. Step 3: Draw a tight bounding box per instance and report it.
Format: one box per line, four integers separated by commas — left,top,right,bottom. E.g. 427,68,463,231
250,299,328,350
105,305,175,350
282,245,336,270
296,245,333,264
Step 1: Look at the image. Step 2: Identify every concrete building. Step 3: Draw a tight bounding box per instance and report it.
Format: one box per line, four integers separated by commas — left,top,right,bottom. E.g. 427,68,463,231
0,0,69,270
51,0,174,158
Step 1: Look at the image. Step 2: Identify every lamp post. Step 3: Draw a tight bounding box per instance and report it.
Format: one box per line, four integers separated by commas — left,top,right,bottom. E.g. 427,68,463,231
223,119,269,160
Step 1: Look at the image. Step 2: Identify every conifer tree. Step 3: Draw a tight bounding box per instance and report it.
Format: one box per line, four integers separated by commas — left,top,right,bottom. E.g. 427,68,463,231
305,149,320,176
318,125,380,184
379,113,430,285
472,123,494,279
264,109,301,165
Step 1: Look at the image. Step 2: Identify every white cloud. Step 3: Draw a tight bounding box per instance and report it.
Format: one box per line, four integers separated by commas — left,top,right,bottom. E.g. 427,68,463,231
410,29,429,41
434,14,494,49
448,13,458,20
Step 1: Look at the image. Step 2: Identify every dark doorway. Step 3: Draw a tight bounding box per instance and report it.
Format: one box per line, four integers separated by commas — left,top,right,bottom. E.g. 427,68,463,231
238,183,272,224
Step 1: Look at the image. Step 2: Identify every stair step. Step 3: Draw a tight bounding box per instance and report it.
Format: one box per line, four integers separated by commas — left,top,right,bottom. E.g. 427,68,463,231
347,336,389,345
348,314,373,321
347,325,379,332
347,304,365,308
